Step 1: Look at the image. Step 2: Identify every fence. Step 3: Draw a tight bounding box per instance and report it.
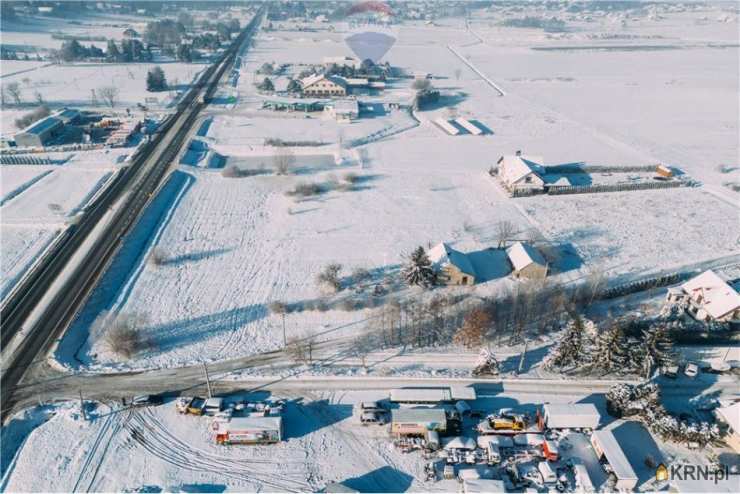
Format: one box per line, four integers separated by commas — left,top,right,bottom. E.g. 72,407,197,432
0,155,54,165
547,179,691,195
598,272,686,300
543,164,656,174
0,143,105,155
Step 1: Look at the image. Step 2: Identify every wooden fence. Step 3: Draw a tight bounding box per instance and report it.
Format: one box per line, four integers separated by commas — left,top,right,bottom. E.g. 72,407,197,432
546,179,691,195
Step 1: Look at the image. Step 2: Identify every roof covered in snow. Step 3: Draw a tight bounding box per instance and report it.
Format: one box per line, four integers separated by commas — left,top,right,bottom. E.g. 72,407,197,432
681,269,740,320
326,99,359,114
443,436,477,450
390,408,447,424
592,426,638,482
498,155,544,184
506,242,547,272
463,479,506,493
300,73,347,89
224,415,282,432
428,242,476,276
716,402,740,433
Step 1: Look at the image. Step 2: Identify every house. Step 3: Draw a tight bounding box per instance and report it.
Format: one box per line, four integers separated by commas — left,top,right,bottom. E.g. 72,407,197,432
53,108,81,125
506,242,548,280
667,270,740,322
324,100,359,122
14,116,64,148
390,408,447,437
715,402,740,453
300,74,347,97
213,415,283,445
428,242,476,285
496,153,545,192
590,428,638,491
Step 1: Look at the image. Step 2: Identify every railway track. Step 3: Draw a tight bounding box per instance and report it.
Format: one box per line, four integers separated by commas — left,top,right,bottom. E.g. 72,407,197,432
0,10,264,422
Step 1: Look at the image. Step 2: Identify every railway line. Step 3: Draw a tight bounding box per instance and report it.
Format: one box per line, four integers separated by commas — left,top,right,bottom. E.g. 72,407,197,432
0,9,264,423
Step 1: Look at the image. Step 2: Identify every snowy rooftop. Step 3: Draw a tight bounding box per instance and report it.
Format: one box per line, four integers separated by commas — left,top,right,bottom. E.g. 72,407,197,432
681,269,740,320
498,155,544,184
462,479,506,493
715,402,740,433
300,73,347,89
592,424,638,482
326,100,359,114
543,403,600,419
506,242,547,272
390,408,447,424
220,415,282,432
428,242,476,276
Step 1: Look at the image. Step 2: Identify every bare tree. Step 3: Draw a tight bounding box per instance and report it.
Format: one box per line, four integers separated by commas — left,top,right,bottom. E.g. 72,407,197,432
316,263,342,293
148,247,168,267
33,91,44,105
583,267,607,305
494,220,517,249
269,301,289,346
101,312,152,359
5,82,21,105
98,86,119,108
273,148,295,175
286,333,317,364
454,307,490,348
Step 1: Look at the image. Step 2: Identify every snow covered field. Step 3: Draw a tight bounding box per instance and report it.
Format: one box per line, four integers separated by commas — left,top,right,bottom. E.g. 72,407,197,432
51,2,740,373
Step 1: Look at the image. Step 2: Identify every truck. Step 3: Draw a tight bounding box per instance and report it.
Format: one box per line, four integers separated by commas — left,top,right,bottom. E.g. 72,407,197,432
488,411,526,431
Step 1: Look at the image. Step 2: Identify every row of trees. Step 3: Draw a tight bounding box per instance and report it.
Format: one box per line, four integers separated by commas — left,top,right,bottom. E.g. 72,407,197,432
545,317,676,377
606,383,721,448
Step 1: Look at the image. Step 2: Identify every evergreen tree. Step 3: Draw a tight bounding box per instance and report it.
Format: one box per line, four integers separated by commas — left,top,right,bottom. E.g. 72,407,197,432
545,315,587,370
257,77,274,92
592,324,629,373
146,66,167,92
286,78,302,93
176,43,192,62
643,323,675,370
106,40,121,62
402,246,436,288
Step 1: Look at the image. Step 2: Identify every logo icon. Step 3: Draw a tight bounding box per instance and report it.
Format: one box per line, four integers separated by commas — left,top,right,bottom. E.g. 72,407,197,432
656,463,669,482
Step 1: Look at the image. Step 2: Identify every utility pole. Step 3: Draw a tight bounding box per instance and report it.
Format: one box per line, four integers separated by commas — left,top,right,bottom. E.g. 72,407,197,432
202,362,213,399
79,390,87,421
517,340,528,375
282,312,286,347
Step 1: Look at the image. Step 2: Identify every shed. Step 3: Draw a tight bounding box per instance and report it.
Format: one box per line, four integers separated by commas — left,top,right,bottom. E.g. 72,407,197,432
14,116,64,148
543,403,601,429
656,164,673,178
506,242,548,280
590,429,638,491
496,154,545,191
428,242,476,285
390,408,447,436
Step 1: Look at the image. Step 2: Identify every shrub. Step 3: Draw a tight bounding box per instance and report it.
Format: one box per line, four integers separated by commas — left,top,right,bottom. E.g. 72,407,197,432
148,247,168,266
103,313,152,359
339,299,357,311
269,301,288,314
14,105,51,129
316,263,342,292
343,172,360,184
352,267,371,284
288,181,324,197
221,164,265,178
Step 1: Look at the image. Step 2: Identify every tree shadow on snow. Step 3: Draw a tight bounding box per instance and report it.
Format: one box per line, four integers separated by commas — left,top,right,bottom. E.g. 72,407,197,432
161,247,234,267
499,343,554,374
146,304,268,353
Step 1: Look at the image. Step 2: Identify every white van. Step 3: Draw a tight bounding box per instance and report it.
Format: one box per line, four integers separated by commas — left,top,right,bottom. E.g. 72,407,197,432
204,397,224,416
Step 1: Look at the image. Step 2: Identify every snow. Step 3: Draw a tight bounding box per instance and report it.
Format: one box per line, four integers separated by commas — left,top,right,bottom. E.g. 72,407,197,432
0,166,54,203
0,226,59,299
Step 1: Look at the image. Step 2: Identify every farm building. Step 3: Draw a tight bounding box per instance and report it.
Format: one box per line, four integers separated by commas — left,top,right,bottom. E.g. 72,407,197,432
389,386,476,404
541,403,601,429
428,242,476,285
14,116,64,148
213,415,283,445
590,428,638,491
322,55,361,69
666,269,740,322
506,242,548,280
390,408,447,437
496,153,545,192
300,74,348,97
324,100,359,122
54,108,81,125
715,402,740,453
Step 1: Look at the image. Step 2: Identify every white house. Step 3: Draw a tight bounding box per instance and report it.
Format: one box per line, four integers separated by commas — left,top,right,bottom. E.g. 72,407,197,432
506,242,548,280
667,270,740,322
428,242,476,285
496,154,545,192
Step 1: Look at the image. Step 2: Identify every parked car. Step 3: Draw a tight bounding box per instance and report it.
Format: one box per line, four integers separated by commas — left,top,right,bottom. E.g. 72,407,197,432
684,362,699,378
187,397,207,415
132,394,163,407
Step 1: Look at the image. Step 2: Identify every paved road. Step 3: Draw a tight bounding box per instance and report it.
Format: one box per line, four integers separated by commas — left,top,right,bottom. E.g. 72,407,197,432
0,11,264,423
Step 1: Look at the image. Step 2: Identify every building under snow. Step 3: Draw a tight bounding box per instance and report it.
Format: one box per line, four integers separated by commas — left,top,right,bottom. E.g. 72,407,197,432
324,100,359,122
506,242,548,280
666,269,740,322
591,427,638,491
300,73,347,97
428,242,476,285
496,153,545,192
541,403,601,429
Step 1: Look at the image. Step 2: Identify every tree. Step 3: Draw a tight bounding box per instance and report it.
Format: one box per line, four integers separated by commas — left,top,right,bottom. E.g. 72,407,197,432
176,43,192,62
494,220,517,249
34,90,44,105
286,78,302,93
269,301,289,346
642,323,675,372
316,263,342,293
273,148,295,175
60,39,83,61
286,333,317,364
545,315,589,370
257,77,274,92
98,86,119,108
146,66,167,92
5,82,21,104
106,39,121,61
402,246,436,288
591,323,629,373
258,62,274,75
454,308,490,348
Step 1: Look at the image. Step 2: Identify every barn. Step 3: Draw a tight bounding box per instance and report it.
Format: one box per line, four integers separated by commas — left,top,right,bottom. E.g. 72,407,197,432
428,242,476,285
506,242,548,280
